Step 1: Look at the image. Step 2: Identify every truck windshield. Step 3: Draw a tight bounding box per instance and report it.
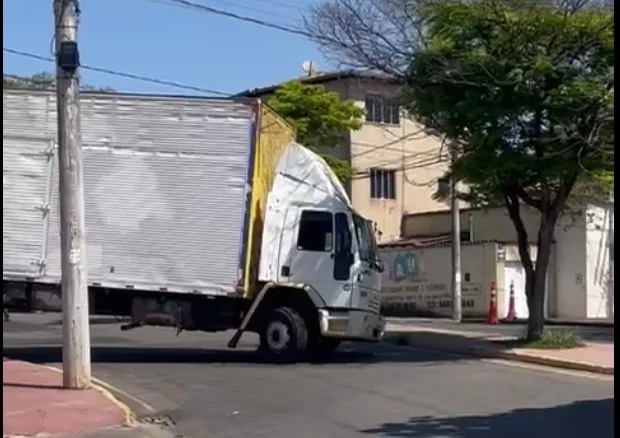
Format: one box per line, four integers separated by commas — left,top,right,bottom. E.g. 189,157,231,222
352,214,378,265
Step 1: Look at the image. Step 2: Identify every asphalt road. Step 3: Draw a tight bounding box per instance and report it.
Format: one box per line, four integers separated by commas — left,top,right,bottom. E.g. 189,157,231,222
3,314,614,438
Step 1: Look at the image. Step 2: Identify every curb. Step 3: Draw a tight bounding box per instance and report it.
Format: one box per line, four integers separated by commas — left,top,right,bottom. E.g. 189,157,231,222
41,365,142,427
492,349,614,375
384,333,614,376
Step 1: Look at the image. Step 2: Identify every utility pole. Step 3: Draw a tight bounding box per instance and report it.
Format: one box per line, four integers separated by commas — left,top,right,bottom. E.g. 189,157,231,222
53,0,91,389
437,143,462,323
450,145,462,322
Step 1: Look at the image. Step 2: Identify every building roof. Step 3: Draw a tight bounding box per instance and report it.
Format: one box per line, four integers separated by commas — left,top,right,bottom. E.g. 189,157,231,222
235,69,400,98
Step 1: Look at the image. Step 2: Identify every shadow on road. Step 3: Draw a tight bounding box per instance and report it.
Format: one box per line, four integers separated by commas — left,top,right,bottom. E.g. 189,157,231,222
361,398,614,438
2,343,468,366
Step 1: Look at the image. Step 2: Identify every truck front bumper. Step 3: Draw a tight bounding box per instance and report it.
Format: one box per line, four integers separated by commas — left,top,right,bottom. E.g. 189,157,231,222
318,309,385,342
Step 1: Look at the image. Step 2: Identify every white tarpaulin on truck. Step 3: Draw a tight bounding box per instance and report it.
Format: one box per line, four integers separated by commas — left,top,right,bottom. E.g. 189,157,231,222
3,90,256,295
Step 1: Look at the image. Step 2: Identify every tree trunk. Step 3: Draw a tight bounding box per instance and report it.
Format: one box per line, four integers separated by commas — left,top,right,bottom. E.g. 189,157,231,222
503,190,561,341
526,269,547,340
503,177,577,341
525,199,559,339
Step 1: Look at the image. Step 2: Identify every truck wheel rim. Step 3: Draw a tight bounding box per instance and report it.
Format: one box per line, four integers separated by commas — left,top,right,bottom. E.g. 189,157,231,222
267,321,290,351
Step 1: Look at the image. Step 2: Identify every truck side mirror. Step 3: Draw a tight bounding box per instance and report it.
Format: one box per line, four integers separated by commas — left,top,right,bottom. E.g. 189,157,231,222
374,259,384,273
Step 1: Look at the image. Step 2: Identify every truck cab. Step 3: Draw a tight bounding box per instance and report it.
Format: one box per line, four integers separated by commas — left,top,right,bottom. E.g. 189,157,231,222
253,143,385,360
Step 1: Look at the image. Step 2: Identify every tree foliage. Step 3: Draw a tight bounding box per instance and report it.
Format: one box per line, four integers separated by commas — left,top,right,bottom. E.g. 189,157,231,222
304,0,614,203
305,0,614,338
3,71,114,91
405,0,613,338
268,81,364,182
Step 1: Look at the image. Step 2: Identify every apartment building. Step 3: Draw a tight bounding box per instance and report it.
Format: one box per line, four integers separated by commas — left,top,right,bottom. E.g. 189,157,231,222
238,70,448,243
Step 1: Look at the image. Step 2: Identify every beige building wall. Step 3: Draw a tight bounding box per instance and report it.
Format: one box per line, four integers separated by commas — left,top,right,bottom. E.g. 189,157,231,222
342,78,448,243
402,205,542,243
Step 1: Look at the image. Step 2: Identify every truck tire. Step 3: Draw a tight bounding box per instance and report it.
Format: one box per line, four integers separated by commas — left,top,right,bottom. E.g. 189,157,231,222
259,307,308,363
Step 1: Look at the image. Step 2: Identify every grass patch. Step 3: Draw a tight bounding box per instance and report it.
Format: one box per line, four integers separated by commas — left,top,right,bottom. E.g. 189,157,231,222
498,330,585,350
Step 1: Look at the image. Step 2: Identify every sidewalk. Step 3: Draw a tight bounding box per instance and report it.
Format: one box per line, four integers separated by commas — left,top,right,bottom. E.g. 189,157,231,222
386,316,615,328
3,359,130,437
385,323,614,375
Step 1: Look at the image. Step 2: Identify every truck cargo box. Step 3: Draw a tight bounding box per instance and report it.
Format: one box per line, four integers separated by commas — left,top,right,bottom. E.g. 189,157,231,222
2,90,294,297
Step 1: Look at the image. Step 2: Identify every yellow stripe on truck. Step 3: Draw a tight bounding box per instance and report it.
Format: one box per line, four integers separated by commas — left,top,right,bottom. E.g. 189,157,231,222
242,103,296,298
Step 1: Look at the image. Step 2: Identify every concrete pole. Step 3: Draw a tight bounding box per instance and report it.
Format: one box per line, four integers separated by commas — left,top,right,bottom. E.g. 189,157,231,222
53,0,91,389
451,145,462,322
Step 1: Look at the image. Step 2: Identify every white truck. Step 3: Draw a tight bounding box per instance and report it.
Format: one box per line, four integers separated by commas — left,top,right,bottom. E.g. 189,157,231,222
2,89,385,362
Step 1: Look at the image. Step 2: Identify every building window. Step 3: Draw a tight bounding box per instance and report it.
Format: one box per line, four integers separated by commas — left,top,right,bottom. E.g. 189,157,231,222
370,168,396,200
365,95,400,125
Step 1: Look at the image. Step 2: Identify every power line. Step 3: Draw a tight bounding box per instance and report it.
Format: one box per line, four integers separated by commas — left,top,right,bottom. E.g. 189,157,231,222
144,0,300,25
350,129,430,159
132,0,449,169
253,0,304,11
352,155,447,181
145,0,318,40
3,47,231,96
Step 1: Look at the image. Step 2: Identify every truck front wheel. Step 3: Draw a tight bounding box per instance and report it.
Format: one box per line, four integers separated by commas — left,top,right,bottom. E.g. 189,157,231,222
259,307,308,363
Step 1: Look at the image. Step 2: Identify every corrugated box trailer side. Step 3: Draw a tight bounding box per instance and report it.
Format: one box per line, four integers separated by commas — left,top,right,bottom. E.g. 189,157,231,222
242,104,295,298
2,90,260,296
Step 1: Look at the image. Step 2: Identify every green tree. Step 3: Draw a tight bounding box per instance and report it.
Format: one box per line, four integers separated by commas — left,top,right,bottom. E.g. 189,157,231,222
404,0,613,339
3,72,56,89
3,71,114,91
268,81,365,183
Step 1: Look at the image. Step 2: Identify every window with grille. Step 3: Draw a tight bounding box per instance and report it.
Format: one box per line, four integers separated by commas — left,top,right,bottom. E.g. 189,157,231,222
365,95,400,125
369,168,396,200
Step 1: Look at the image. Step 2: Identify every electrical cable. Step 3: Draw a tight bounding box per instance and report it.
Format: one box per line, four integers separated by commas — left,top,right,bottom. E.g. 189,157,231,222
3,47,232,95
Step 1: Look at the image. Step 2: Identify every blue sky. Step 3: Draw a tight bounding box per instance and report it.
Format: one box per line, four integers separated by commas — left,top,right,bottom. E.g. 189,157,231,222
3,0,329,95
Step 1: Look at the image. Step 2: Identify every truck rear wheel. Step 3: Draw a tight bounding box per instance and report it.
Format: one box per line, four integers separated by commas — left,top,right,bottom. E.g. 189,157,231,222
259,307,308,363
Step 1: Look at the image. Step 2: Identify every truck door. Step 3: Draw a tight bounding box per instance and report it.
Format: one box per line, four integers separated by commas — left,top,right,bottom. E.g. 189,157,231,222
350,214,381,313
284,208,352,308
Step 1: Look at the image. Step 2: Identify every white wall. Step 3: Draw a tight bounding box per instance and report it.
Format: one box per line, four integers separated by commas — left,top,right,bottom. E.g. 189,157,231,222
379,242,496,317
402,205,614,320
554,219,588,319
549,206,614,320
585,206,614,319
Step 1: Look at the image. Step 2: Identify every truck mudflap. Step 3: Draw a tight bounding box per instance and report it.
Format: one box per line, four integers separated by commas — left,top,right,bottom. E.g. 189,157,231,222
318,309,385,342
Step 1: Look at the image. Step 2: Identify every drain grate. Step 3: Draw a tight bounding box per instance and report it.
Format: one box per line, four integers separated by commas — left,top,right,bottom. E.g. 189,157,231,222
139,414,177,428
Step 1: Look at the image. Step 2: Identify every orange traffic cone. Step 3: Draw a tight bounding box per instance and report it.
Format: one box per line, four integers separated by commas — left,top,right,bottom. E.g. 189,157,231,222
487,282,499,325
505,280,517,321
